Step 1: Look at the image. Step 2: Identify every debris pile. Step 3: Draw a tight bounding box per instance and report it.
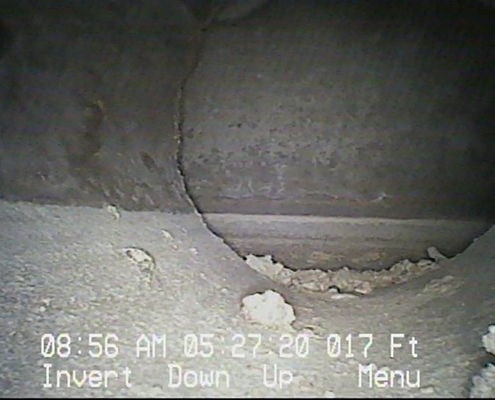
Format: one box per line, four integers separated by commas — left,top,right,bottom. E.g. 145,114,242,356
245,247,448,295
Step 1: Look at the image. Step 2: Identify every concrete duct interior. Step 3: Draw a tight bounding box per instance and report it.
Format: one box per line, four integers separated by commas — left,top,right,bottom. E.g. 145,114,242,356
0,0,494,397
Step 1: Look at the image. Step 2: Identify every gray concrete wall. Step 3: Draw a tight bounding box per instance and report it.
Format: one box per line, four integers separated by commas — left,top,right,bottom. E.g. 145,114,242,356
0,0,494,222
183,0,495,220
0,0,206,213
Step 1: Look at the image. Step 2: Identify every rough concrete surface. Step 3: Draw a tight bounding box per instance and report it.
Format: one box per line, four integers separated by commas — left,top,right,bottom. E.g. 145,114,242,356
1,0,495,397
0,200,494,397
0,0,200,213
183,0,495,221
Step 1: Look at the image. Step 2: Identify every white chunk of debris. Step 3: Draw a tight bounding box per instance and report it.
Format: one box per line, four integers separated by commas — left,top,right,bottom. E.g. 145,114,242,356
245,249,442,296
246,254,284,277
106,204,121,220
470,325,495,398
470,364,495,398
330,293,358,300
391,259,416,274
353,281,373,295
123,247,155,271
417,259,436,269
245,254,293,284
329,267,375,294
290,269,332,292
427,246,447,262
241,290,295,328
483,325,495,355
161,230,178,249
161,229,173,240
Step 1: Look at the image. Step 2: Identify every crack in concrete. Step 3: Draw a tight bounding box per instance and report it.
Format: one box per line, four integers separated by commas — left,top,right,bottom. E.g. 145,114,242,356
174,4,231,228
